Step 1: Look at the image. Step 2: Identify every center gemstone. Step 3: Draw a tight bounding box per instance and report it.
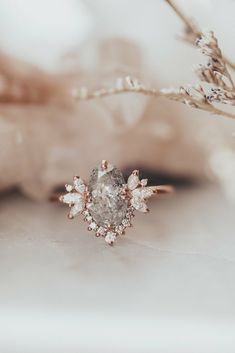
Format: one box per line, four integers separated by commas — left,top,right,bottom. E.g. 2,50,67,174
88,164,128,227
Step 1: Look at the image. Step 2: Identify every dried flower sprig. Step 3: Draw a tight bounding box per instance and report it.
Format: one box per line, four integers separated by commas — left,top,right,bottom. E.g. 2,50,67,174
71,4,235,120
194,31,235,106
165,0,235,71
195,31,234,90
164,27,235,114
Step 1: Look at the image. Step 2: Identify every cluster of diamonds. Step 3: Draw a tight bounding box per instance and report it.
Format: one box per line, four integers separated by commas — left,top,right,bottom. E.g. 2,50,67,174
82,206,135,245
59,161,157,245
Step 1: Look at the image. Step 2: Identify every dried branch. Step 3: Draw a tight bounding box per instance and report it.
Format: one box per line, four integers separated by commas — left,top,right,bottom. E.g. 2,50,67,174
165,0,235,71
72,76,235,120
71,76,159,100
160,85,234,116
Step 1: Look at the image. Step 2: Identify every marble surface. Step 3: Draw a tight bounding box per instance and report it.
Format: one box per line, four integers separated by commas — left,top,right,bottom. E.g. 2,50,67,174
0,184,235,353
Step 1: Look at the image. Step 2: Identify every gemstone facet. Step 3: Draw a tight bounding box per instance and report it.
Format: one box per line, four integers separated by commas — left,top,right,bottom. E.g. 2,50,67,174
88,163,128,227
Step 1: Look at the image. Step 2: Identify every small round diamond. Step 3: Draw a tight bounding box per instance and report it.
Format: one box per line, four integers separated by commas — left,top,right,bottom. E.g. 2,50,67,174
116,225,125,235
122,219,131,227
83,210,90,216
85,215,93,222
105,232,116,244
96,227,106,237
88,222,98,231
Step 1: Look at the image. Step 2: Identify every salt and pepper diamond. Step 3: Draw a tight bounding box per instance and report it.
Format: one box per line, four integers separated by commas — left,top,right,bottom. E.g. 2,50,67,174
88,162,128,228
59,160,170,245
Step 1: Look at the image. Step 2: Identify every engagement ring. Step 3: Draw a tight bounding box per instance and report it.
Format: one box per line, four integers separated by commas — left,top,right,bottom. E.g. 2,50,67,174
59,160,173,245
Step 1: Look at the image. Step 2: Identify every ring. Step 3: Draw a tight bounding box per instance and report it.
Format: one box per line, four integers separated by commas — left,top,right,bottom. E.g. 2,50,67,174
59,160,173,245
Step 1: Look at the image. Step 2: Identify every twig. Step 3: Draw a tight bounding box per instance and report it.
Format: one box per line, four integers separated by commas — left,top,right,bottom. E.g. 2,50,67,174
165,0,200,38
72,76,235,120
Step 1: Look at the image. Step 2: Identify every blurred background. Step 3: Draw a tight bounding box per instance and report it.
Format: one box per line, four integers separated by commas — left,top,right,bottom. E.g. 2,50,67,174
0,0,235,352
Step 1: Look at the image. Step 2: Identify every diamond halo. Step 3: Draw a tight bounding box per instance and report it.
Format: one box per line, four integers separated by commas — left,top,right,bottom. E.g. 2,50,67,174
59,160,173,245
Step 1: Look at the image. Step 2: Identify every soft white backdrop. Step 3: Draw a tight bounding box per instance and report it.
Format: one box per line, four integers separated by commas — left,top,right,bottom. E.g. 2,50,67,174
0,0,234,81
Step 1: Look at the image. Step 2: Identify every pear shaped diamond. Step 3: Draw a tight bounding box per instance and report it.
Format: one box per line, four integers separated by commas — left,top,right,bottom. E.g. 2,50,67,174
88,163,128,227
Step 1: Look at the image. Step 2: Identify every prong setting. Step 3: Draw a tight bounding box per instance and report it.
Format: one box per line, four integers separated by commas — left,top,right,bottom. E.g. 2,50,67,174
101,160,108,170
